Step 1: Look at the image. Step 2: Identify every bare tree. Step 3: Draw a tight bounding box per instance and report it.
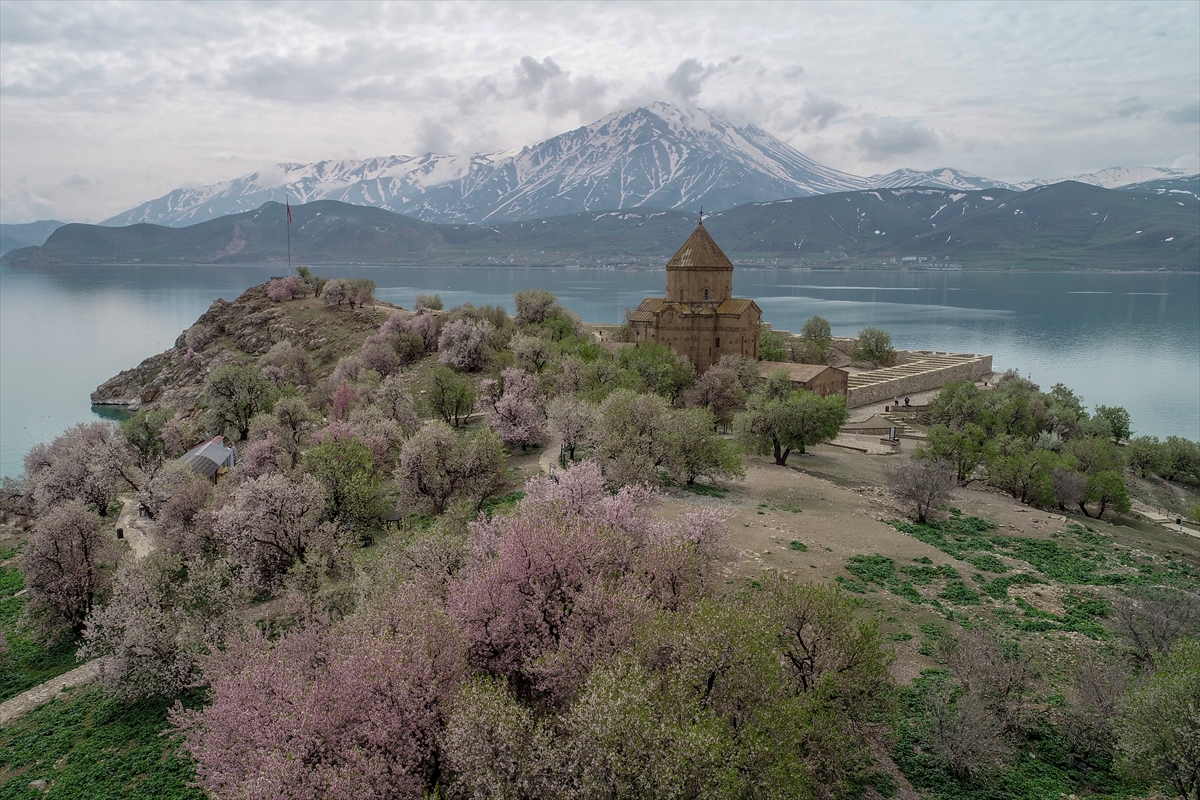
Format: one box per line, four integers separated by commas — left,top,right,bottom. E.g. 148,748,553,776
1113,587,1200,668
547,395,598,462
942,628,1036,733
1052,466,1088,511
886,458,956,523
917,678,1010,781
1061,651,1129,761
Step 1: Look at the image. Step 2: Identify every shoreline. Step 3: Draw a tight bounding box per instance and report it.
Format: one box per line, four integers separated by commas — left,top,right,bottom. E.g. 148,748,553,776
4,261,1197,275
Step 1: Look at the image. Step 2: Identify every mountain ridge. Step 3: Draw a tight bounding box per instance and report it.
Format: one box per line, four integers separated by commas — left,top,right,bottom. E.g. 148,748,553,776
13,181,1194,271
99,103,1187,230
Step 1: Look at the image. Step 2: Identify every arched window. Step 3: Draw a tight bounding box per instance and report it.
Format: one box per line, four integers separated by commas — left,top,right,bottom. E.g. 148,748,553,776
704,288,709,300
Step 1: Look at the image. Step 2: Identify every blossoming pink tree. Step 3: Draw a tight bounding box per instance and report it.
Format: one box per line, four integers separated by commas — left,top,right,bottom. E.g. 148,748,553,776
19,500,120,636
484,368,546,450
210,473,331,592
174,587,466,799
438,318,492,372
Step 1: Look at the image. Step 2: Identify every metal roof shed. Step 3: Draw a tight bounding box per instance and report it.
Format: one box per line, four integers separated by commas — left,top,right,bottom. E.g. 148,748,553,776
180,436,236,481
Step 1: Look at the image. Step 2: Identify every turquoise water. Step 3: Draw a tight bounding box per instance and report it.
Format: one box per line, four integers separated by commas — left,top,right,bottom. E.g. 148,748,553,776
2,263,1197,479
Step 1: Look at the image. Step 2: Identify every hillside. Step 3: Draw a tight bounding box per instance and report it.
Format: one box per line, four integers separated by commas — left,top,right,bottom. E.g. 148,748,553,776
90,281,392,416
901,181,1200,269
10,182,1197,270
0,219,65,258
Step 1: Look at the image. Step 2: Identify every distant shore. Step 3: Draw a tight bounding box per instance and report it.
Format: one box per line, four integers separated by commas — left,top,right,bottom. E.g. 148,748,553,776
4,259,1197,274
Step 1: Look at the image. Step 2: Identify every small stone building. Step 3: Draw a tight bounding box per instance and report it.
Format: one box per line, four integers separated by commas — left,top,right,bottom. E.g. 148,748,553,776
627,222,761,371
757,362,849,399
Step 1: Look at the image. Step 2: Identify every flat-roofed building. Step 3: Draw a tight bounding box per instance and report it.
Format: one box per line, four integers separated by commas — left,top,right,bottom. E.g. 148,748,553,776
756,361,849,398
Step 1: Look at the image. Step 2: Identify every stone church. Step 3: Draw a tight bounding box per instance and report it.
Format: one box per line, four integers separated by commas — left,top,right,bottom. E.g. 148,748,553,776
626,221,761,371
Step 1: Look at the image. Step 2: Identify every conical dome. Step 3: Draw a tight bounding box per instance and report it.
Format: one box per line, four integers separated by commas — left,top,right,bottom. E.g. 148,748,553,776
665,222,734,269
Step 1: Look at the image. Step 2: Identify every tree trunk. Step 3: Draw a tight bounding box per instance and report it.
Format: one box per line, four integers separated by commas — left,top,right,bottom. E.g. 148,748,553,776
1078,501,1092,518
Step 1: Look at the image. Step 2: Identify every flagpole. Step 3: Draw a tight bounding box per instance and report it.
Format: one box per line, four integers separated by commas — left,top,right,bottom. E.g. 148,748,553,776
286,195,292,272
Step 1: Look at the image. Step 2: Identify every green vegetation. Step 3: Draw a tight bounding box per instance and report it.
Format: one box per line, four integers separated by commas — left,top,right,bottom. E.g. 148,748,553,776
893,670,1149,800
758,324,790,362
10,278,1200,799
0,565,79,703
0,688,204,799
851,326,895,367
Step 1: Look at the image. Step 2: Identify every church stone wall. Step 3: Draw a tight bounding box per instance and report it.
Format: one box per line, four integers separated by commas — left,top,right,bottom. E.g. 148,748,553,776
666,266,733,304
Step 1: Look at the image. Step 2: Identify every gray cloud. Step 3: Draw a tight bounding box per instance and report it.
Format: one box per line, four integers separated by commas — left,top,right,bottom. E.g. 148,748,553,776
59,174,90,188
797,92,845,132
515,56,563,95
856,120,939,161
1165,102,1200,125
666,59,708,103
1,1,1197,223
217,41,438,103
664,56,745,105
414,119,458,155
1116,96,1151,118
511,56,609,118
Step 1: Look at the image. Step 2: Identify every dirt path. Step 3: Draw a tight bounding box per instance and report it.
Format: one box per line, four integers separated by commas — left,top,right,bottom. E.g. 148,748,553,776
1,498,158,729
537,433,564,475
0,658,108,727
114,495,157,560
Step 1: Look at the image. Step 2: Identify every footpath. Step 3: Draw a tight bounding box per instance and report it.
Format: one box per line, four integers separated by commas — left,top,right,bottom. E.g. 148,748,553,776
1,496,152,728
0,659,108,727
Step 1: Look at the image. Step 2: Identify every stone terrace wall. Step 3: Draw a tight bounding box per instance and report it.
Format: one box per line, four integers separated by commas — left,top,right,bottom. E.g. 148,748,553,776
846,353,993,408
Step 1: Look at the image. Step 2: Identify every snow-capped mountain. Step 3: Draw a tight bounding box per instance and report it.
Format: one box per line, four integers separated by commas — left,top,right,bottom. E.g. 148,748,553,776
103,103,868,227
866,167,1019,192
1016,166,1193,191
100,102,1191,228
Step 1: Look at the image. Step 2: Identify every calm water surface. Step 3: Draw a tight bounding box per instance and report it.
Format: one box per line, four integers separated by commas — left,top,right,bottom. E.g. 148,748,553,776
2,263,1197,479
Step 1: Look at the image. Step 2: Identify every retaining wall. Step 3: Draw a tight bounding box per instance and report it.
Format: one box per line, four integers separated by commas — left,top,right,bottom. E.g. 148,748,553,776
846,354,992,408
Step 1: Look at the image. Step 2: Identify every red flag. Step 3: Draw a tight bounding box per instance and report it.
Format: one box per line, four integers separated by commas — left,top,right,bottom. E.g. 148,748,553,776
286,200,293,224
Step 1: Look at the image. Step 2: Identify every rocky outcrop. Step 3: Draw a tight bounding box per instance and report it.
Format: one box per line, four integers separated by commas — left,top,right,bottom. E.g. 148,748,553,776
91,283,384,417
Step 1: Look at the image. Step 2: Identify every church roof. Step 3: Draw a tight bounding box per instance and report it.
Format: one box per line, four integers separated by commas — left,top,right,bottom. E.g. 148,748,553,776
665,223,734,269
757,362,841,383
628,296,759,321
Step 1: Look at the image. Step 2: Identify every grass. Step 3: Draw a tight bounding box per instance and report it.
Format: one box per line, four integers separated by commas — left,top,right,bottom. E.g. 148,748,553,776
0,688,203,799
890,670,1149,800
843,555,923,605
888,519,1135,586
679,483,727,498
0,566,81,703
479,490,525,518
993,591,1112,639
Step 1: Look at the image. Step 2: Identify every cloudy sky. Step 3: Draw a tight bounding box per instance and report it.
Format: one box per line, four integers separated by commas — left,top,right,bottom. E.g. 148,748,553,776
1,0,1197,223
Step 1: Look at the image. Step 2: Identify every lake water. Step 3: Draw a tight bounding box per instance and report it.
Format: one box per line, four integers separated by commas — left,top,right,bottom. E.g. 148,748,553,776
2,263,1197,480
